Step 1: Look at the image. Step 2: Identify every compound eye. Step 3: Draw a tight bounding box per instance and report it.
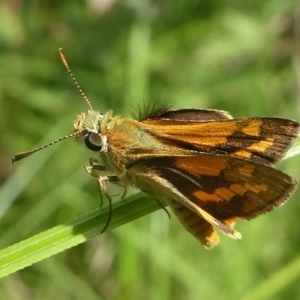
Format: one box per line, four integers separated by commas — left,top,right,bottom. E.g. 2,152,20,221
84,132,102,151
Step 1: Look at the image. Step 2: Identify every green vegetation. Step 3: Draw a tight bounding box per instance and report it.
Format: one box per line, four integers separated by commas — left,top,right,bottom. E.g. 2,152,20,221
0,1,300,299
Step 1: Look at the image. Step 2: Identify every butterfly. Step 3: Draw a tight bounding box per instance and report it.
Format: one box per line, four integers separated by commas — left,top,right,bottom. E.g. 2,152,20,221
12,50,300,249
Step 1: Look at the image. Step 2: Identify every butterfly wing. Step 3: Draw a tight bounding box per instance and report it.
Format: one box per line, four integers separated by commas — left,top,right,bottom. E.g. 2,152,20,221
141,116,300,166
131,153,297,248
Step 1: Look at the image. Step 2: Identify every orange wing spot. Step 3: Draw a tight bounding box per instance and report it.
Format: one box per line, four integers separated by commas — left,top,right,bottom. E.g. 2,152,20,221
222,217,239,229
215,187,236,201
193,190,223,202
144,120,238,146
232,149,251,158
229,183,247,196
241,119,262,136
248,139,274,152
257,183,268,192
192,136,228,145
237,164,255,178
196,121,237,145
176,156,228,177
244,182,268,194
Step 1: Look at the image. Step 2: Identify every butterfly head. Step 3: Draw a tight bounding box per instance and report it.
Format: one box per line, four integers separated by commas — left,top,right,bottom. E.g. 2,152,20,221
73,110,108,153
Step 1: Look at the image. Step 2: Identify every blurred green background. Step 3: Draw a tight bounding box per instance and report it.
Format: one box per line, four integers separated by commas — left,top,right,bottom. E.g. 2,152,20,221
1,0,300,299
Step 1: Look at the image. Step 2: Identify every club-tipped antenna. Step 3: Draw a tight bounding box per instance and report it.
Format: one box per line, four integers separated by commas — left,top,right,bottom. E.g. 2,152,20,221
12,130,84,164
12,49,93,164
58,48,93,111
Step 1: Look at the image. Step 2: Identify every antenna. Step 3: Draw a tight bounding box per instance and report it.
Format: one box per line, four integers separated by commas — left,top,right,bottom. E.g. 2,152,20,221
58,48,93,111
12,131,84,164
12,49,90,164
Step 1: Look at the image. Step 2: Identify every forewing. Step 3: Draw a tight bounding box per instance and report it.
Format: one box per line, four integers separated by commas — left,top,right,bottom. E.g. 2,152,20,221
141,117,300,165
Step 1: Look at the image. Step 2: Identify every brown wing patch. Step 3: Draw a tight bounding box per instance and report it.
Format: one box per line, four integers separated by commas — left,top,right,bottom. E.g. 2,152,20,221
149,109,232,121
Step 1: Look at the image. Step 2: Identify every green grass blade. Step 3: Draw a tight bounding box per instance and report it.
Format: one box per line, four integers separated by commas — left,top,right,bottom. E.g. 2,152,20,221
0,192,162,278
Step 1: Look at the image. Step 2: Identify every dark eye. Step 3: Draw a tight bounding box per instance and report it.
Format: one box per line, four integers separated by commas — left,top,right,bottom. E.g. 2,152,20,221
84,132,102,151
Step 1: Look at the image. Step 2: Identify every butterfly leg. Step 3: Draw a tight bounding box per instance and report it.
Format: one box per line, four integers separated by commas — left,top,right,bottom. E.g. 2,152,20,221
85,158,107,207
85,158,125,232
